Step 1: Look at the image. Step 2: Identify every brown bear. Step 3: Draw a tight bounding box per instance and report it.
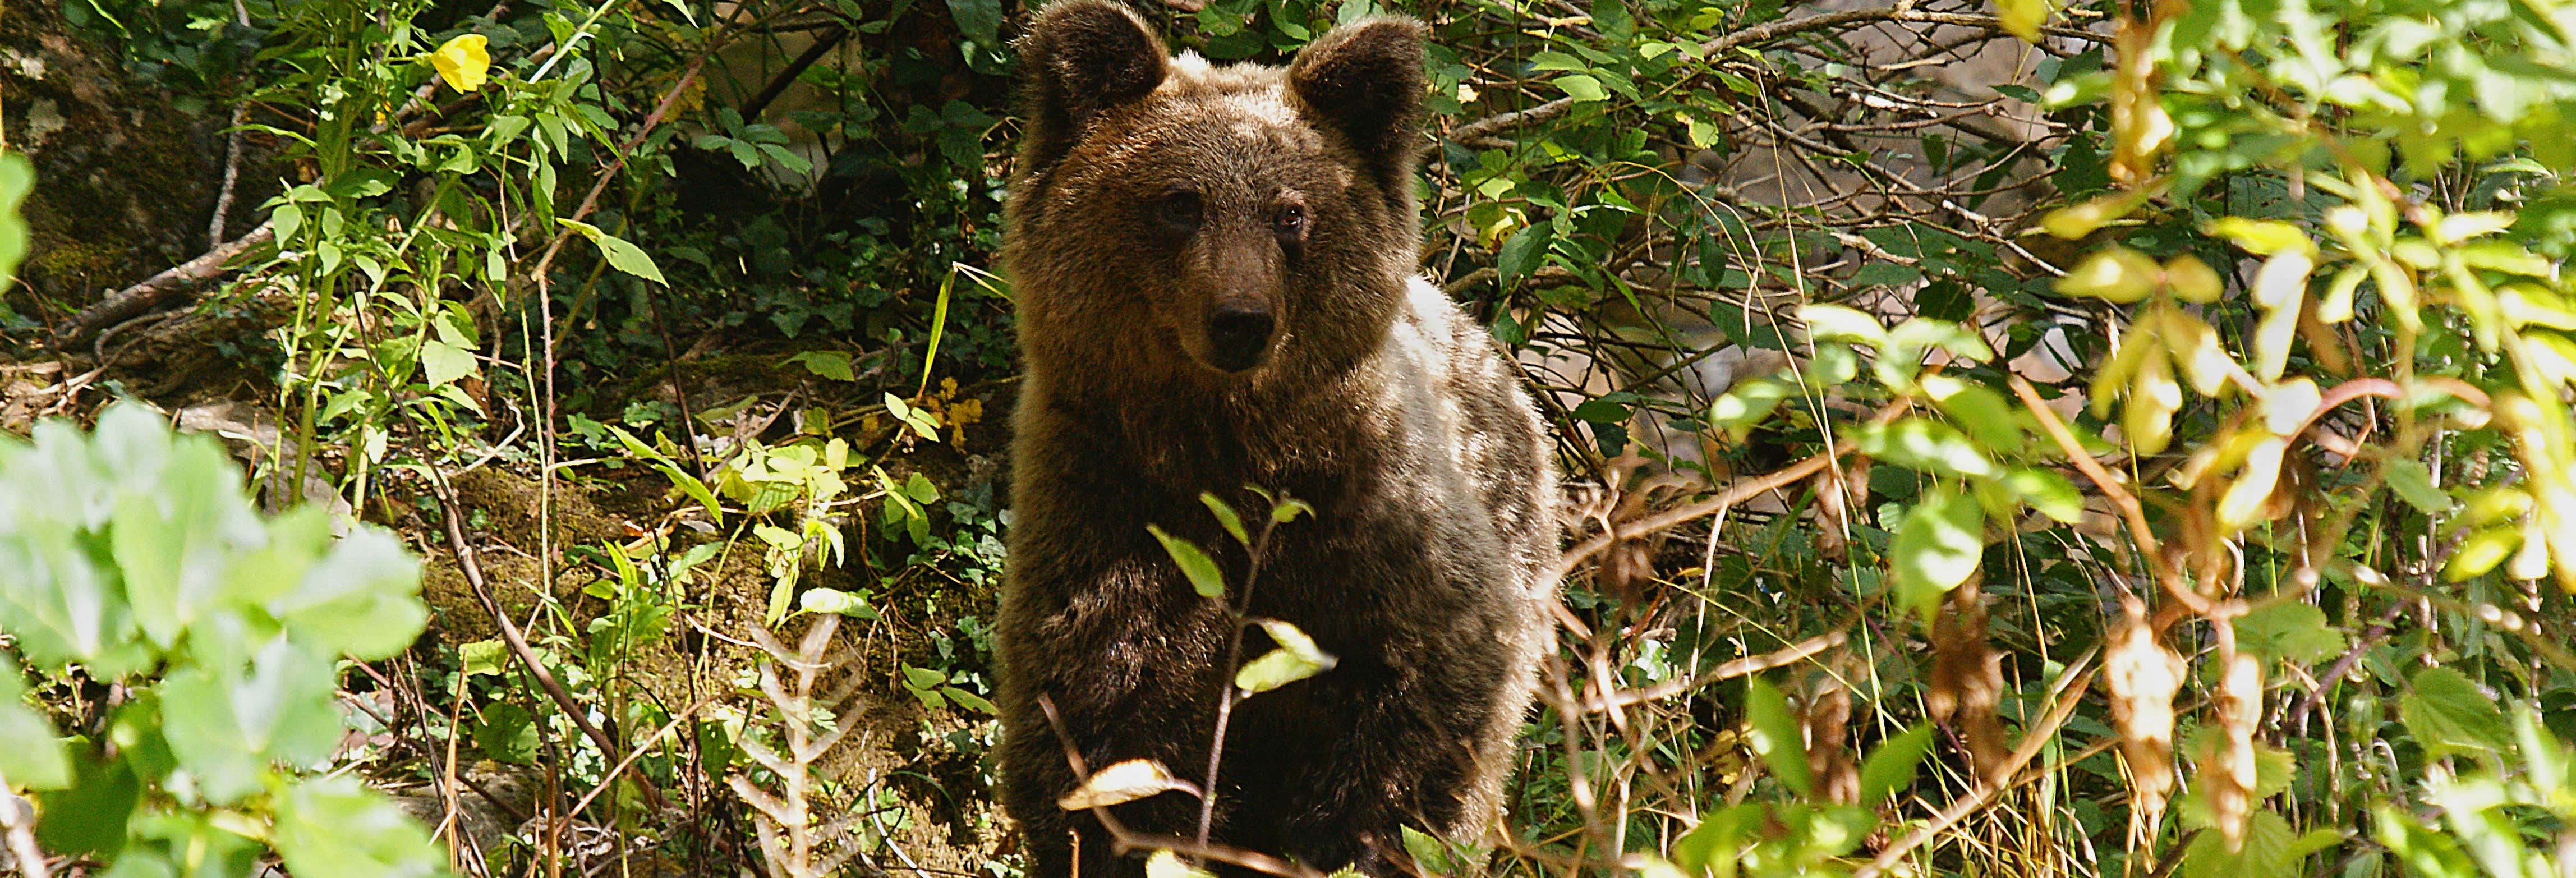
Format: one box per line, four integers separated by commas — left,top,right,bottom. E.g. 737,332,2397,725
994,3,1560,875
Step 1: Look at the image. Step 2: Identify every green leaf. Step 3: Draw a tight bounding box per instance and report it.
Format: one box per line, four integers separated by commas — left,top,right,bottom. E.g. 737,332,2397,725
1892,484,1983,626
271,776,446,878
557,218,668,286
784,350,855,381
1744,677,1813,796
2002,467,2084,523
1554,74,1609,102
35,755,140,857
945,0,1001,43
2231,602,2347,665
1857,723,1934,802
109,434,261,650
0,655,68,790
903,665,948,690
1922,375,2023,456
1236,618,1337,695
1497,224,1550,287
273,526,427,661
2400,667,2513,757
2178,810,2330,878
459,639,509,677
1271,498,1313,524
1799,304,1888,347
1148,524,1226,599
473,701,539,764
1857,417,1997,477
2381,458,2451,515
1401,826,1458,875
1200,493,1249,545
942,686,997,715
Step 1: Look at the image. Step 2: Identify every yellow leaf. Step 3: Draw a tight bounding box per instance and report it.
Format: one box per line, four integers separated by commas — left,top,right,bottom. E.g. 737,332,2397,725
2058,246,2160,303
2164,254,2223,303
433,33,491,94
2217,436,2286,531
2124,352,2179,456
2041,189,2147,240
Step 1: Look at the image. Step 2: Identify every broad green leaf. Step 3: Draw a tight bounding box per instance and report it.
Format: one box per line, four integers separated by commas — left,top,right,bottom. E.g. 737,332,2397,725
0,655,68,789
785,350,855,381
558,218,668,286
1922,375,2023,456
2381,458,2450,515
2003,467,2084,523
472,702,538,764
1148,524,1226,599
1799,304,1888,347
271,776,445,878
2401,667,2513,757
1743,678,1812,796
1857,417,1996,477
2231,603,2347,664
1057,759,1188,810
1893,484,1982,626
1857,723,1934,802
35,755,140,857
110,436,262,650
459,639,508,677
1497,224,1550,286
1554,75,1608,102
274,526,427,660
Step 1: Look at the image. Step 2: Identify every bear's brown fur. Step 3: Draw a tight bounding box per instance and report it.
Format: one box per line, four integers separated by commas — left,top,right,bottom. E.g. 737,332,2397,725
995,4,1559,874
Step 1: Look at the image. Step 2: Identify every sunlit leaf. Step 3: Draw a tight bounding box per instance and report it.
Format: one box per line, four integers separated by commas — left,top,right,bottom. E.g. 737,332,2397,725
1743,678,1812,796
1057,759,1192,810
1147,524,1225,599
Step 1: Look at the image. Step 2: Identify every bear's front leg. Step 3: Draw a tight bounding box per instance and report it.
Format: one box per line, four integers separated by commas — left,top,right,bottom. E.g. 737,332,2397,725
1262,651,1506,875
999,570,1234,878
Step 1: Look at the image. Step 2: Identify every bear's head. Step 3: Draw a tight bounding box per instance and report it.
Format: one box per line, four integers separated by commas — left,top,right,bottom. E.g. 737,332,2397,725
1006,0,1425,390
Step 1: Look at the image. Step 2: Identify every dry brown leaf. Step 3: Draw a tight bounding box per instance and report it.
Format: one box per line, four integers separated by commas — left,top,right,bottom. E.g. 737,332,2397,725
1928,583,2009,785
2102,596,2185,844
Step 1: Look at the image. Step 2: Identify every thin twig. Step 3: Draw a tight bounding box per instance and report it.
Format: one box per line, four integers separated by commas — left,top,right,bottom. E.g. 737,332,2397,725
424,466,673,813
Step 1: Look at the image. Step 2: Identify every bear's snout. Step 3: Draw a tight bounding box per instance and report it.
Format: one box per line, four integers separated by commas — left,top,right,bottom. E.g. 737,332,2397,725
1204,305,1276,371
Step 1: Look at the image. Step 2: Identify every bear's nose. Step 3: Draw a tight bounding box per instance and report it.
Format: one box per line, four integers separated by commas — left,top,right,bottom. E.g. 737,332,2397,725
1205,307,1276,372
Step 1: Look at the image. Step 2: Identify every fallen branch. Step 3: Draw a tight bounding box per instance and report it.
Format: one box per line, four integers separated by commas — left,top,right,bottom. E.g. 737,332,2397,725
57,222,274,344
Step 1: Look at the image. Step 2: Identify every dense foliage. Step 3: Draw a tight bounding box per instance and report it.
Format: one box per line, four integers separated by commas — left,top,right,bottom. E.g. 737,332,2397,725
2,0,2574,873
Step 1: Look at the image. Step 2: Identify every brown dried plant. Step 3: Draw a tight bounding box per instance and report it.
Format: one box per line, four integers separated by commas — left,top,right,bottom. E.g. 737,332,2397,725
2101,595,2185,852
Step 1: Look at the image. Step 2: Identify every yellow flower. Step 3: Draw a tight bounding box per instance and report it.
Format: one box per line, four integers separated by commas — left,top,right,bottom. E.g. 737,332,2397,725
431,34,490,93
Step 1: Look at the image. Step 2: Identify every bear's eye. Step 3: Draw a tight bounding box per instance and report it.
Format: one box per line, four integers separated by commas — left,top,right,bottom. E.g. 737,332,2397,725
1156,191,1203,232
1273,205,1308,238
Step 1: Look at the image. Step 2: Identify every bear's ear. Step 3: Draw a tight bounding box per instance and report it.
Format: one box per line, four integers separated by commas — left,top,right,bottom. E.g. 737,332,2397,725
1018,0,1169,172
1289,16,1427,184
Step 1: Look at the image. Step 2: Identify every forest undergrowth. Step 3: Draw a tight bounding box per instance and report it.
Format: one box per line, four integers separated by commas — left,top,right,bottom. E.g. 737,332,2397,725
2,0,2574,875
